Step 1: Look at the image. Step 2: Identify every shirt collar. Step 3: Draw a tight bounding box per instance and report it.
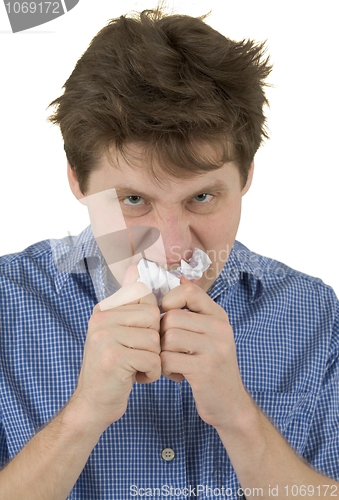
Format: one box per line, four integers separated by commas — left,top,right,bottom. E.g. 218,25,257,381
50,225,109,300
207,240,264,302
51,227,263,303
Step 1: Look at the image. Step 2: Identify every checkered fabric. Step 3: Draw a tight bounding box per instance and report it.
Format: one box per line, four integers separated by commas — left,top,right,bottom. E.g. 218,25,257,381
0,225,338,499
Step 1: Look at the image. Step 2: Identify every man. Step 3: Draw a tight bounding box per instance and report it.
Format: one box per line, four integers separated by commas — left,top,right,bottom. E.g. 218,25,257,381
0,7,338,500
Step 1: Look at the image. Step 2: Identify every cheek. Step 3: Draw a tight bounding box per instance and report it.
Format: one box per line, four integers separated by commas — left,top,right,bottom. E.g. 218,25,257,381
222,194,242,228
196,199,241,273
201,198,241,243
224,200,242,238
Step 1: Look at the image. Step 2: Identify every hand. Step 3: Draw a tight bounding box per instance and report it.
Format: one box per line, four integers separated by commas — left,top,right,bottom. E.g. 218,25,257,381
72,265,162,431
160,277,250,430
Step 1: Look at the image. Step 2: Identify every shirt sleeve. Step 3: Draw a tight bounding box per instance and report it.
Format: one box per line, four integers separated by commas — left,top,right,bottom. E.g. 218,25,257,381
302,287,339,480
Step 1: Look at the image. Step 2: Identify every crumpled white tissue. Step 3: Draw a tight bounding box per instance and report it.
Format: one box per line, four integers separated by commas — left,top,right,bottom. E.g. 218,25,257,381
136,247,212,315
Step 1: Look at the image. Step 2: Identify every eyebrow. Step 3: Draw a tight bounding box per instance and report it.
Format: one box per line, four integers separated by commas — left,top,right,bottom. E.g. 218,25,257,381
113,179,228,202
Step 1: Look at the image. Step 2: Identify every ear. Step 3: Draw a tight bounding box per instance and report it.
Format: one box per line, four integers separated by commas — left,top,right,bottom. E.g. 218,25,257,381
241,161,254,196
67,160,87,205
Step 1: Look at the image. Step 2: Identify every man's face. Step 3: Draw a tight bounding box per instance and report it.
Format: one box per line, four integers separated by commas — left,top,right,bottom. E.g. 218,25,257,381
75,143,253,293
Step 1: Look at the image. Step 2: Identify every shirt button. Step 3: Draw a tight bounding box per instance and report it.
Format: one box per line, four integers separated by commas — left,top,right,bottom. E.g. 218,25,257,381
161,448,175,461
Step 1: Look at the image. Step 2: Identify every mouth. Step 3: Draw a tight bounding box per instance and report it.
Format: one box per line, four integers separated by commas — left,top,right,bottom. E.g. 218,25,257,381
161,252,194,269
144,253,193,272
146,259,185,272
162,262,181,272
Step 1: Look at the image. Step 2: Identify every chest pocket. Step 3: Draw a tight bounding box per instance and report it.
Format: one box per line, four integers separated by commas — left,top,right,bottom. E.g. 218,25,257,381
248,390,318,454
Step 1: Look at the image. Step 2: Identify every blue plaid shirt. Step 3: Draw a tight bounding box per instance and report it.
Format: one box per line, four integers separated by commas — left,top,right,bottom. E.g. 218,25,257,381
0,225,338,499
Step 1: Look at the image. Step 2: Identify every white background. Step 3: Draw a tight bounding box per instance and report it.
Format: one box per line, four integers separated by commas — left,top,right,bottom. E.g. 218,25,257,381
0,0,338,296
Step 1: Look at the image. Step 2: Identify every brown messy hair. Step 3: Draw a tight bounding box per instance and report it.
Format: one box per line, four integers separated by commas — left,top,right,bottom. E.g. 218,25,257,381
48,6,272,195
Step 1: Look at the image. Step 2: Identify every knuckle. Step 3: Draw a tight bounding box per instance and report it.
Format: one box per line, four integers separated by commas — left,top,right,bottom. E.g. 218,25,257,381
211,339,230,361
183,282,196,296
147,361,162,381
160,350,169,364
148,329,160,344
164,328,176,344
150,353,161,369
163,308,176,323
101,345,120,370
147,303,161,320
134,281,148,295
216,318,229,332
88,328,108,347
89,309,115,330
88,311,102,329
219,341,232,358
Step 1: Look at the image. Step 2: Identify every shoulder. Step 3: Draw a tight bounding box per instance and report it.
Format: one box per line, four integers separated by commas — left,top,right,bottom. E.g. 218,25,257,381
233,240,339,321
234,240,335,289
232,242,339,388
0,240,60,312
0,240,55,284
0,226,94,295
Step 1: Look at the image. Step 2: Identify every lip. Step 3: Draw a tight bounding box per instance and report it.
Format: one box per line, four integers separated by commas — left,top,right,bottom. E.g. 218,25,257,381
165,250,194,266
154,251,194,267
147,259,183,267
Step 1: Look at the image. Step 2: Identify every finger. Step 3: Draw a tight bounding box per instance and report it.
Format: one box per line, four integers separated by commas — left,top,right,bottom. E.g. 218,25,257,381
118,327,161,354
93,303,160,332
161,281,226,318
93,302,101,315
161,372,184,383
159,309,209,337
160,351,191,380
123,264,140,286
98,281,155,311
136,370,163,384
129,351,161,383
161,328,205,354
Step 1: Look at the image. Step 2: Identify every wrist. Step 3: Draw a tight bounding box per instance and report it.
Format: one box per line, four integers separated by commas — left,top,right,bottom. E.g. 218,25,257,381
62,391,110,445
214,389,264,448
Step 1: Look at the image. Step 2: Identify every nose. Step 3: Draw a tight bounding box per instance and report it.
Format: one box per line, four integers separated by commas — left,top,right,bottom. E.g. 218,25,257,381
154,209,194,263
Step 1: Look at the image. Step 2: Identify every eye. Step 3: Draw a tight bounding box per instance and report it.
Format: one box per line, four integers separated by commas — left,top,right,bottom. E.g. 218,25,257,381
121,193,215,207
191,194,214,203
122,196,145,206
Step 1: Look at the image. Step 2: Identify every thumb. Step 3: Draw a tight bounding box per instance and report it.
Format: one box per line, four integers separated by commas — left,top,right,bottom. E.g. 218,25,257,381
122,264,140,287
92,302,101,314
98,263,153,312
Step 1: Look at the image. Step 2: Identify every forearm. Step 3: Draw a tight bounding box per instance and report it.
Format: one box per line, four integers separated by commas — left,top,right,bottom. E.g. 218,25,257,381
215,396,338,500
0,395,104,500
